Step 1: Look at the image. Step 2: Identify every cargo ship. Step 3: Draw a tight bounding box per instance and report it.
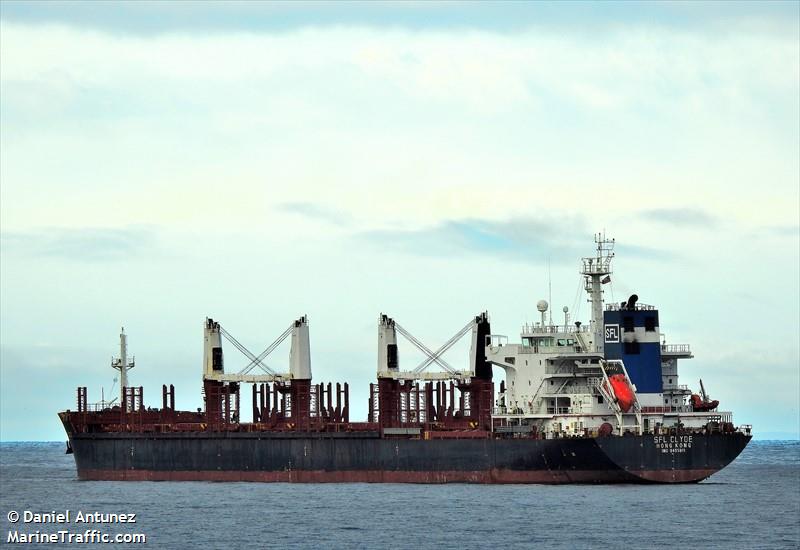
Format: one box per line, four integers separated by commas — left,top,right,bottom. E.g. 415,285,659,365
60,235,751,483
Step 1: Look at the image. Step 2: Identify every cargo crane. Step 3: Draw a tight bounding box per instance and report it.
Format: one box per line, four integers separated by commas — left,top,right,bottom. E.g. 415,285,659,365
370,312,493,432
202,316,348,429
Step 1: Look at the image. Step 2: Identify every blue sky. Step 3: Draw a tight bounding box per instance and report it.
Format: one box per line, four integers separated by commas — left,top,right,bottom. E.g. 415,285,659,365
3,1,796,33
1,1,798,440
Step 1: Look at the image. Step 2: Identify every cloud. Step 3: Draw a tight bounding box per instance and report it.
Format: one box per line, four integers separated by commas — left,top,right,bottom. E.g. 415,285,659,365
1,226,157,262
765,224,800,237
276,202,350,227
359,217,589,263
359,217,683,265
1,17,797,233
637,208,718,228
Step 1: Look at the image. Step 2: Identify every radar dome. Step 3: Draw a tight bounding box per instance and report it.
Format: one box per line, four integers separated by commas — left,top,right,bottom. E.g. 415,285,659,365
536,300,549,312
562,306,569,313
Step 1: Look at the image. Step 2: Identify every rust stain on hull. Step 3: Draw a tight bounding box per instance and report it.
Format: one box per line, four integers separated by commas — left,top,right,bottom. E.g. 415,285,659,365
78,468,713,484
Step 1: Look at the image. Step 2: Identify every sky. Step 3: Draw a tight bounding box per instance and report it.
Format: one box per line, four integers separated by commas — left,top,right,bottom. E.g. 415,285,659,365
1,1,798,441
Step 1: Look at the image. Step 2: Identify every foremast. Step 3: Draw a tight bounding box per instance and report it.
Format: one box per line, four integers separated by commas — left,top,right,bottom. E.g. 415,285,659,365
111,328,135,411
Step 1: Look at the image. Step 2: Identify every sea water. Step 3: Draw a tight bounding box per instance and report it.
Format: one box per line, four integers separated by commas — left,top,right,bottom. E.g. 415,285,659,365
1,441,798,549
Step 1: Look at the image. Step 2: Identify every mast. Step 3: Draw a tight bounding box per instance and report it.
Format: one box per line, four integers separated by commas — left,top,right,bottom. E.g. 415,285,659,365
581,233,615,354
548,257,553,326
111,328,135,409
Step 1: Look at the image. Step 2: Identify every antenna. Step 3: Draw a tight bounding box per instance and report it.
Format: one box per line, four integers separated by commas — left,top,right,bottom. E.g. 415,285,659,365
548,257,553,326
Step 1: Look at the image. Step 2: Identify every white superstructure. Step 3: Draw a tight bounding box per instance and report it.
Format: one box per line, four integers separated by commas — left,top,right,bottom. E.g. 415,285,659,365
487,235,736,438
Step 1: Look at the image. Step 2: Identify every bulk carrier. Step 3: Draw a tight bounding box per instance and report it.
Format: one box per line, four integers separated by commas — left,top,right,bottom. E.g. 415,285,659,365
60,235,751,483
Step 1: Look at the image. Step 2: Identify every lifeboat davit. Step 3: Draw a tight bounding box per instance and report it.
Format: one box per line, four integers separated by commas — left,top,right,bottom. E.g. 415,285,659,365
607,374,635,412
691,394,719,412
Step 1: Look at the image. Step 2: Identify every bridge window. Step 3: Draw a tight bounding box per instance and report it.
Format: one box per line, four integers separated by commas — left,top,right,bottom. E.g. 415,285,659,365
645,317,656,332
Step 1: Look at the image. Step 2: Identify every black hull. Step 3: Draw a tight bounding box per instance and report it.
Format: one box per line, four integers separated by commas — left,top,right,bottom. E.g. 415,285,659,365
66,432,751,484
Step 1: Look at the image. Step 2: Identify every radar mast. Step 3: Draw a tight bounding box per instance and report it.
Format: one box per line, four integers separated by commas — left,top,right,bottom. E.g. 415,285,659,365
581,233,614,354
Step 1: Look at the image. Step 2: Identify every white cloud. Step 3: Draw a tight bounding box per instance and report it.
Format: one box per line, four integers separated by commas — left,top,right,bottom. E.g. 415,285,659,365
1,22,797,235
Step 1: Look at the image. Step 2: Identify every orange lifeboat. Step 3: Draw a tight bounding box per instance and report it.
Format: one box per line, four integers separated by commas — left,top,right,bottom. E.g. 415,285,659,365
607,374,635,412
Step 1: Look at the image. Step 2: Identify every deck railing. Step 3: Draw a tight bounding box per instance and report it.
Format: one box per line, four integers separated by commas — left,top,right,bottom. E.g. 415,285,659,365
662,344,691,354
521,324,590,335
662,384,690,391
605,303,656,311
